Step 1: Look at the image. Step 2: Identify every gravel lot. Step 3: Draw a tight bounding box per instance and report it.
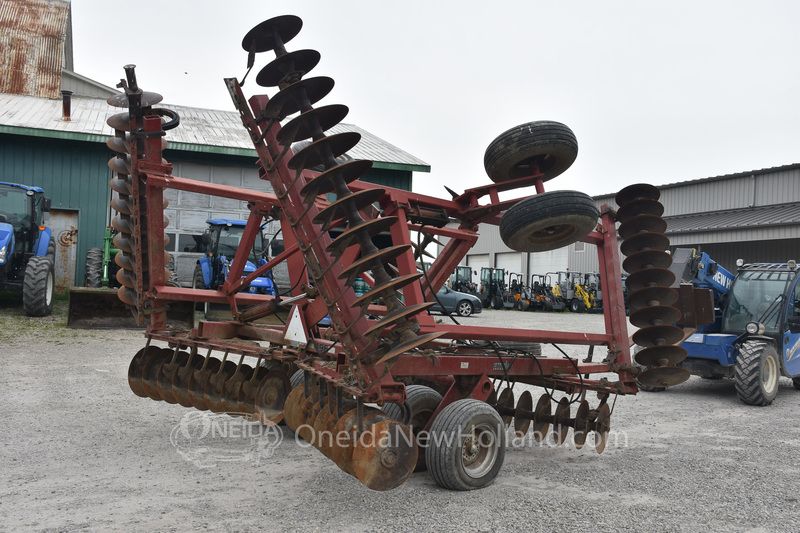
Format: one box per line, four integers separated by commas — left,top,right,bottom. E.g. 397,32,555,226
1,297,799,532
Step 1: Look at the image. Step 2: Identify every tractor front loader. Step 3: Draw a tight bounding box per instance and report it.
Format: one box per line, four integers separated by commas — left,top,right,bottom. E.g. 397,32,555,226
113,15,684,491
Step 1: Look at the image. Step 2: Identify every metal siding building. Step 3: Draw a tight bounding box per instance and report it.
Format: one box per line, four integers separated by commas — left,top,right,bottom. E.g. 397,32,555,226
444,165,800,284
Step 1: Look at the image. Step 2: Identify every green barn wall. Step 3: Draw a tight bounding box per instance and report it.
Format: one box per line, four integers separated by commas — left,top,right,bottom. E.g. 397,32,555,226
0,133,111,286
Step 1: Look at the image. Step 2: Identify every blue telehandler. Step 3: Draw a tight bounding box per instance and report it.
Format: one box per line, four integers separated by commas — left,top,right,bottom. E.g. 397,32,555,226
640,248,800,405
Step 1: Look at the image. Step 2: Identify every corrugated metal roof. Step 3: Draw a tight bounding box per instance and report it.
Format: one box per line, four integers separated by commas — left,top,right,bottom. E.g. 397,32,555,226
0,92,430,171
664,202,800,235
0,0,71,98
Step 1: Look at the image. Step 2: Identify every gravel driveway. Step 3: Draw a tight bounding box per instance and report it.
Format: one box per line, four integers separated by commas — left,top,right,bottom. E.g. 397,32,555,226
1,298,799,532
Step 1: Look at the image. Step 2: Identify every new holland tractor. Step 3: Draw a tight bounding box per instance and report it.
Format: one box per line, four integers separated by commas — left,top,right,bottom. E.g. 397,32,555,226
192,219,276,316
0,181,55,316
105,14,688,492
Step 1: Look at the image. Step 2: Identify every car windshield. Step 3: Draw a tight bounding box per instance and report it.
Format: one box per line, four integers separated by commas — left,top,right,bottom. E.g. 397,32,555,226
0,187,30,227
722,269,793,334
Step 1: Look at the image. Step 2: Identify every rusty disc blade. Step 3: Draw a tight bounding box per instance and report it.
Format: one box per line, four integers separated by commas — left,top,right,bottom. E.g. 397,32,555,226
637,366,691,389
157,350,189,404
553,397,571,446
116,268,135,289
203,360,238,413
221,364,254,414
622,249,672,273
262,76,335,121
326,216,398,258
616,198,664,223
289,131,360,170
276,104,350,145
496,388,515,428
594,403,611,454
615,183,661,206
330,408,361,471
114,252,135,271
282,383,308,432
375,331,448,365
108,156,131,176
514,390,533,438
352,419,417,491
111,196,132,218
299,159,373,200
171,352,206,408
299,400,323,443
186,357,220,410
629,305,682,328
128,346,161,398
237,366,268,415
117,286,136,306
319,401,356,458
107,90,163,108
573,400,590,449
111,215,133,235
625,268,676,293
242,15,302,53
113,231,133,253
343,412,387,476
109,176,132,196
140,348,173,401
107,112,131,131
635,345,688,367
352,272,422,311
257,48,321,87
633,324,685,347
628,286,679,312
254,370,290,425
618,214,668,240
363,302,435,340
312,188,385,226
339,244,411,284
532,394,551,442
620,232,670,256
106,136,130,154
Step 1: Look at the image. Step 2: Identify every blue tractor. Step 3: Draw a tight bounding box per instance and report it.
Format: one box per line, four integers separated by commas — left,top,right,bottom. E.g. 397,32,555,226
650,248,800,405
0,182,55,316
191,219,276,315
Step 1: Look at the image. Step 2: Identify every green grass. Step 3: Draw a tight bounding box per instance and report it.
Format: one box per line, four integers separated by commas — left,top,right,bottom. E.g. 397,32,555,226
0,291,99,343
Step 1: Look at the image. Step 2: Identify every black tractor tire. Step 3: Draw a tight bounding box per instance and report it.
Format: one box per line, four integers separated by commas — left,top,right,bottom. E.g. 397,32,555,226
499,190,599,252
734,340,780,406
85,248,104,288
289,369,304,390
426,399,506,490
570,298,586,313
491,294,504,310
456,300,474,317
23,256,55,317
483,121,578,183
46,236,56,262
192,264,209,316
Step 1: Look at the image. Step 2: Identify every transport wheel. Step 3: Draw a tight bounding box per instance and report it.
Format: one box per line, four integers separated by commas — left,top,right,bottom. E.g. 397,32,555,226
383,385,443,471
456,300,474,317
483,121,578,183
289,369,305,390
23,256,55,317
85,248,103,288
426,399,506,490
734,340,780,406
499,190,599,252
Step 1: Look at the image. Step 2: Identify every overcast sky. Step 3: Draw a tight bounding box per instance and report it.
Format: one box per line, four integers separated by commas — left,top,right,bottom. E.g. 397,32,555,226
71,0,800,201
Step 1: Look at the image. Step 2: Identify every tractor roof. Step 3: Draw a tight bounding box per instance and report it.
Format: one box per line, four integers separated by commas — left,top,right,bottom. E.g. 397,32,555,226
0,181,45,194
206,218,247,227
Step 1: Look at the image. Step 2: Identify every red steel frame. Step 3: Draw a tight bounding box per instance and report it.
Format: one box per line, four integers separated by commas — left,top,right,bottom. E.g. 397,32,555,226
123,78,636,410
